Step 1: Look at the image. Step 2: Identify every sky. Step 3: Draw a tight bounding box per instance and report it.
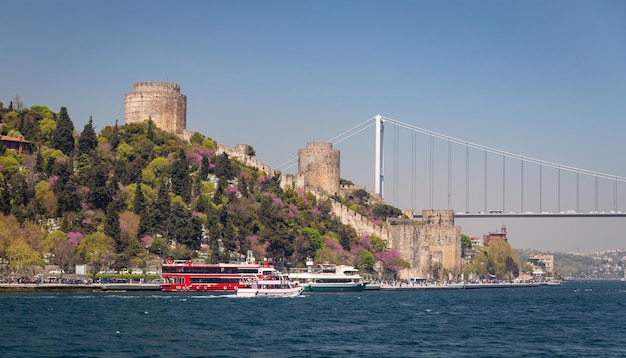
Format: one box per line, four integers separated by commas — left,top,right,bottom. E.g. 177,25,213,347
2,1,626,253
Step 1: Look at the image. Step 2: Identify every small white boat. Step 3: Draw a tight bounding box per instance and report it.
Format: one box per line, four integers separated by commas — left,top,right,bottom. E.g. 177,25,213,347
235,273,304,297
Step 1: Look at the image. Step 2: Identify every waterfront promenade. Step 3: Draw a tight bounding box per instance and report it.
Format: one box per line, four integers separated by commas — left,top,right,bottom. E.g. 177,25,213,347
0,282,161,292
375,281,555,290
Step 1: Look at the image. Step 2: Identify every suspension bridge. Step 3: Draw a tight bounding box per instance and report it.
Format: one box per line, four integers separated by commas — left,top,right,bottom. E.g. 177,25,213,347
277,115,626,218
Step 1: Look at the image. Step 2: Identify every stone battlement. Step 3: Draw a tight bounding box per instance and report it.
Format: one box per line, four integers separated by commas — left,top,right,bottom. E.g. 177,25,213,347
133,81,181,92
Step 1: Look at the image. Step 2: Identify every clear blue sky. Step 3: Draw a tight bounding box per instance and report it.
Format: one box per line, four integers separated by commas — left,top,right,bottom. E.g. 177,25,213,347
2,1,626,253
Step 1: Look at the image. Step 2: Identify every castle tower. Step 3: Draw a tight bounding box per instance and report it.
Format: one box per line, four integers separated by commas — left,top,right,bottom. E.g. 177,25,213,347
124,82,187,135
416,209,462,278
297,142,340,195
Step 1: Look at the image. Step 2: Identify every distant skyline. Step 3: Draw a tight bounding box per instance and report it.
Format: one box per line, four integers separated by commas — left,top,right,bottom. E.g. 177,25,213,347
2,1,625,253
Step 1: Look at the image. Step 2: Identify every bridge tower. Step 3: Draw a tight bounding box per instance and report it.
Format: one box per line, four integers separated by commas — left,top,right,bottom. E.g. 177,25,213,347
375,114,384,198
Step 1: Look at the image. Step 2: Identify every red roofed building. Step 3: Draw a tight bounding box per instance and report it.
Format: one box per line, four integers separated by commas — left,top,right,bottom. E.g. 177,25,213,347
483,225,508,245
1,136,32,155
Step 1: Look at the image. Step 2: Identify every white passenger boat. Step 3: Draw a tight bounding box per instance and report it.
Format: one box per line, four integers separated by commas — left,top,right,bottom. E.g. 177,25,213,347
288,258,367,292
235,272,304,297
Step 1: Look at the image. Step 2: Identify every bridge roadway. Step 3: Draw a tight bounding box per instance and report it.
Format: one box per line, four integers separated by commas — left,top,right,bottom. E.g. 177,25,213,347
415,212,626,219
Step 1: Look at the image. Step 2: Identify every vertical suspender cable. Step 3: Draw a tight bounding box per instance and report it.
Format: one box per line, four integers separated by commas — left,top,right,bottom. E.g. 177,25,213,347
466,145,469,213
448,139,451,210
502,153,505,213
558,166,561,213
595,174,599,212
394,124,399,206
411,131,415,210
539,163,543,213
615,177,618,212
576,170,580,213
430,135,434,208
484,148,487,213
521,157,524,213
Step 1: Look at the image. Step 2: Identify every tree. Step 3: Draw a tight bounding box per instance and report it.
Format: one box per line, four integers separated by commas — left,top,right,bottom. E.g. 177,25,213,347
133,180,146,214
78,116,98,153
352,189,369,203
7,239,44,276
169,197,201,250
200,156,210,181
77,231,115,280
246,145,256,157
12,94,24,111
301,227,323,251
372,203,402,218
45,230,80,273
461,234,472,256
84,161,114,210
357,249,376,271
51,107,75,156
110,120,120,150
146,117,154,140
104,200,122,250
171,148,191,203
213,152,234,181
148,181,171,237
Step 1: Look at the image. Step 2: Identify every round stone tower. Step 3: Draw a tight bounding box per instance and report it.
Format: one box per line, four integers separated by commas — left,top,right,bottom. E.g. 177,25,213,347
124,81,187,135
298,142,340,195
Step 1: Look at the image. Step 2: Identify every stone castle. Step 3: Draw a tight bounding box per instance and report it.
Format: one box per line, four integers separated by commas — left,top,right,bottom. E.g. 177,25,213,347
291,142,461,280
124,81,461,279
125,82,188,138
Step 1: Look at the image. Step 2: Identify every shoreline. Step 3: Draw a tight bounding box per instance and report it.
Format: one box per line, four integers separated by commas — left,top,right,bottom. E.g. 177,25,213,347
376,281,551,290
0,283,161,293
0,281,561,293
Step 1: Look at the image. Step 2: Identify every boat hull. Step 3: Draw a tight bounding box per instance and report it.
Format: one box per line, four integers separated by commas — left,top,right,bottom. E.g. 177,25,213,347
236,286,304,297
304,283,366,292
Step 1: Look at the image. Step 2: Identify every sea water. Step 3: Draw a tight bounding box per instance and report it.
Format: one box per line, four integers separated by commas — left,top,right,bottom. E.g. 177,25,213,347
0,280,625,357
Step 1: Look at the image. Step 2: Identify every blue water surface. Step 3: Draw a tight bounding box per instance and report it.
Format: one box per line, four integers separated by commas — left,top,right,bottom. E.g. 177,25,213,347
1,280,625,357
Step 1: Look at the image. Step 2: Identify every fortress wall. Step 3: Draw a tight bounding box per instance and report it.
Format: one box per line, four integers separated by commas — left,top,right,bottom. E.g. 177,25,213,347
330,200,390,242
339,184,384,205
125,82,187,135
216,144,278,178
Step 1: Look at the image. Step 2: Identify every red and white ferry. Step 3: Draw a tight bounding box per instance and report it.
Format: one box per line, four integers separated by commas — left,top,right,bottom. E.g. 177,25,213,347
160,252,276,293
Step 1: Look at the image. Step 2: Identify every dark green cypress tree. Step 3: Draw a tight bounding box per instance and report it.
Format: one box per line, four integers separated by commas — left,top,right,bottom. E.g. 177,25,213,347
84,159,114,210
104,200,122,251
214,152,234,180
200,156,210,180
51,107,75,156
146,117,154,140
56,174,81,214
169,200,197,249
78,116,98,153
110,120,120,150
133,181,146,214
171,148,191,203
151,180,171,237
35,151,44,173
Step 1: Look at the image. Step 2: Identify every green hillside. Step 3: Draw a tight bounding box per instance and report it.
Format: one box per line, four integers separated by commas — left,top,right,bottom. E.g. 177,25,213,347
0,102,396,278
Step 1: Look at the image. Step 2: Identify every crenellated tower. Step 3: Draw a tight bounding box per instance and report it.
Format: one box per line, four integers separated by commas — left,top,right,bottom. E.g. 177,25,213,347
124,81,187,136
296,142,340,196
